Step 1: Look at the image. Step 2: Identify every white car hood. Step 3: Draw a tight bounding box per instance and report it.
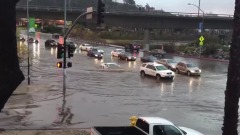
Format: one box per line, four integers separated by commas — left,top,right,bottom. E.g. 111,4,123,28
157,70,173,74
179,127,204,135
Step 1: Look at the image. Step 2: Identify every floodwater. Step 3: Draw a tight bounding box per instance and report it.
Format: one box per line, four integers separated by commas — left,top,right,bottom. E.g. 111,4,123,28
1,33,230,135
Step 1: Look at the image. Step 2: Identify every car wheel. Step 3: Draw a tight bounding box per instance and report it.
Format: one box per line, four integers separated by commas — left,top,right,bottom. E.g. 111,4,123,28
140,71,145,77
187,71,191,76
156,74,161,81
176,69,179,74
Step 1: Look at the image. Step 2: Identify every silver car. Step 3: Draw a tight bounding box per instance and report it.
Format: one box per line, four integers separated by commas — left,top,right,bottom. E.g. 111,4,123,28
157,59,178,71
175,62,201,76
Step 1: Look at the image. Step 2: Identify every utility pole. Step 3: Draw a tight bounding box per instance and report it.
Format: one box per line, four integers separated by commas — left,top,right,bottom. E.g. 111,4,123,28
27,0,30,85
198,0,201,17
63,0,67,103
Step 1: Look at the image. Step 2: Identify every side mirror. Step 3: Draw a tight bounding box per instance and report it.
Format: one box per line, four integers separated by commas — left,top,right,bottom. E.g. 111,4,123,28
180,129,187,135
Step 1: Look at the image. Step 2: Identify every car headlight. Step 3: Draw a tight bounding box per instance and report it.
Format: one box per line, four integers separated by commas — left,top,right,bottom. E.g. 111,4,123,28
95,54,98,57
128,56,131,59
101,54,103,56
199,69,202,72
171,65,176,68
133,57,136,59
190,70,195,73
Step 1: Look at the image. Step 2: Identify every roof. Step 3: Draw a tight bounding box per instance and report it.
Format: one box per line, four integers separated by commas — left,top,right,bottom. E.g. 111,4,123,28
143,62,164,66
139,117,174,125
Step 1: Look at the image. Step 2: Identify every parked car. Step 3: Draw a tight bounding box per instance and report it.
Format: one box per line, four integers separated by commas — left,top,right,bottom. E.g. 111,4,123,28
148,49,166,57
157,59,178,71
111,49,124,57
125,44,140,52
79,43,93,51
118,52,137,61
140,55,158,63
87,49,103,59
100,63,121,69
45,39,58,47
140,62,175,80
175,62,201,76
91,116,203,135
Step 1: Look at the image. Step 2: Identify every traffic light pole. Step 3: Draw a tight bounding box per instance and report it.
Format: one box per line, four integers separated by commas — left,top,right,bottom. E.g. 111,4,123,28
62,11,94,97
63,0,67,105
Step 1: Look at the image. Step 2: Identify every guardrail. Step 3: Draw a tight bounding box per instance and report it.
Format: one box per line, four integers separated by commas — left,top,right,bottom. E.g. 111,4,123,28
16,5,233,18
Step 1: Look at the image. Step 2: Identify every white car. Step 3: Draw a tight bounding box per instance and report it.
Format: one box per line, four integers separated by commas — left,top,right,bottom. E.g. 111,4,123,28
111,49,124,57
100,62,121,69
140,62,175,80
79,43,93,51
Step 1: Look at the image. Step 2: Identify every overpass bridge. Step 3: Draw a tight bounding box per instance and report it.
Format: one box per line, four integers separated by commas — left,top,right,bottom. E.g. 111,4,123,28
16,5,234,51
16,5,233,29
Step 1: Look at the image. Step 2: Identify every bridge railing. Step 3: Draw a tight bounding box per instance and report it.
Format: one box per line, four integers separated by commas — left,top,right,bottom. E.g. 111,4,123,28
16,5,233,19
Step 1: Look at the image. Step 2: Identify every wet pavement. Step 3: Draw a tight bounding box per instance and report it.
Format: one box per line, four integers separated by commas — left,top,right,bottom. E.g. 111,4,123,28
1,33,230,135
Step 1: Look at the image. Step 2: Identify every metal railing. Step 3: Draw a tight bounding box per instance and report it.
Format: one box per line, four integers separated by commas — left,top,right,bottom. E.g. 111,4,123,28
16,5,233,18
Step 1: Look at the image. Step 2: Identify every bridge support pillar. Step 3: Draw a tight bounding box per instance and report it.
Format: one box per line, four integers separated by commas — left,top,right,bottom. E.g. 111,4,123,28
143,28,150,56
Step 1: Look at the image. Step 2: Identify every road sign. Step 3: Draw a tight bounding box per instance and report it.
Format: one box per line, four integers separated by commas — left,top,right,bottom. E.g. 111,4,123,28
86,7,93,20
199,36,204,46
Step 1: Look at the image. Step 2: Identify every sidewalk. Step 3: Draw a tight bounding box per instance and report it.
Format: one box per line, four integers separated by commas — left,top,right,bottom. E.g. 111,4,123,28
170,53,229,63
0,129,90,135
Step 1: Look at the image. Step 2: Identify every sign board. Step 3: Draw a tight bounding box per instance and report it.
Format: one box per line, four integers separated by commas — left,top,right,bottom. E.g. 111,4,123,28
29,18,36,33
86,7,93,20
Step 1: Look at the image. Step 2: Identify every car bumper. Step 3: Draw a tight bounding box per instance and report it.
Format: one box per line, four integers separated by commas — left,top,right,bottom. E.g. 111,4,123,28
161,75,174,78
190,72,201,75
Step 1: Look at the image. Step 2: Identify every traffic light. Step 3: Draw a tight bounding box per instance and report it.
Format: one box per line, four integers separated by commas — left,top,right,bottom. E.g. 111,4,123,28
97,0,105,25
57,44,64,59
67,62,72,68
57,62,63,68
67,45,75,58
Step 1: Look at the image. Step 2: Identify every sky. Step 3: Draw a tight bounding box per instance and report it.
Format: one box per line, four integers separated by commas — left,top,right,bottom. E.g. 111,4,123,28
117,0,235,15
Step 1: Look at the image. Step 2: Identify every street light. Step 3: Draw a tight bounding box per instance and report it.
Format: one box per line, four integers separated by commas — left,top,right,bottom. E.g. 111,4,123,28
188,3,204,33
188,3,204,57
27,0,30,85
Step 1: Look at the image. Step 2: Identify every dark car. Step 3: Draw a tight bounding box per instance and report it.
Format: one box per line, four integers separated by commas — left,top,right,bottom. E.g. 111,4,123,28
148,49,166,58
125,44,140,52
66,41,77,49
118,52,136,61
19,37,25,42
45,39,58,47
140,55,158,63
87,49,103,59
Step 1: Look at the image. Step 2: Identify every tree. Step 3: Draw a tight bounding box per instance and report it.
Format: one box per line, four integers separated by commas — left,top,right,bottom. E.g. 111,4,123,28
0,0,25,112
222,0,240,135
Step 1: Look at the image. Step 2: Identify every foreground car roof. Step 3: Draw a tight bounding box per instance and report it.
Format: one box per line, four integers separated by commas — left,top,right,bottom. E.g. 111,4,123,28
139,117,174,125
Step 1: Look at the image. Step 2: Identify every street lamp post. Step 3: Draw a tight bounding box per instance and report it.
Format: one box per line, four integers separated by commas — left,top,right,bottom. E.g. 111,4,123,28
198,0,201,17
188,3,204,57
27,0,30,85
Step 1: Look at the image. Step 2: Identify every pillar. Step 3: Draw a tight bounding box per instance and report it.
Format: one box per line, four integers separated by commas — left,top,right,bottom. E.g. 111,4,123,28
143,28,150,53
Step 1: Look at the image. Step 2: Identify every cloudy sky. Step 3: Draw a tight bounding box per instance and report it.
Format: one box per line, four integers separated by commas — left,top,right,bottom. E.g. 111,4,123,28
117,0,235,15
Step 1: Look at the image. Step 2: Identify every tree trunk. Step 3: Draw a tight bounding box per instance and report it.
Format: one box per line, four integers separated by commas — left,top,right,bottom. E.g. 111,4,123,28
0,0,25,112
222,0,240,135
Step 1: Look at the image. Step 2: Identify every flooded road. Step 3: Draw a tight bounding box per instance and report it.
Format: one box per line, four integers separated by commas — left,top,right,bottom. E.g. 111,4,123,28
2,33,229,135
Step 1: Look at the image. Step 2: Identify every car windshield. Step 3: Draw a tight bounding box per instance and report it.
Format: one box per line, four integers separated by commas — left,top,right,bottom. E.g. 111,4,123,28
186,64,196,68
149,56,157,60
116,49,123,52
125,53,132,56
156,66,168,71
